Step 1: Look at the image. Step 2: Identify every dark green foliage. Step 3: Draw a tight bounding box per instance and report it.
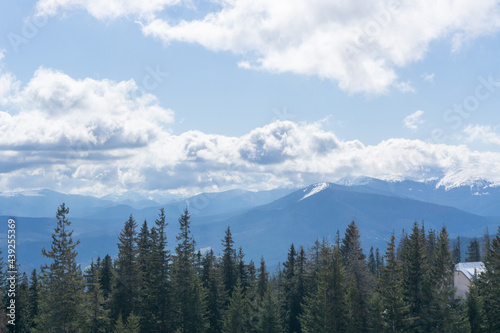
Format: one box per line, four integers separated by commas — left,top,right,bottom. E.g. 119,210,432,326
28,269,39,331
223,279,250,333
479,226,500,332
466,237,481,262
147,208,173,332
426,226,467,332
452,236,461,264
466,281,486,333
171,208,208,332
201,249,226,333
341,220,373,331
84,260,111,332
280,244,306,333
221,226,237,298
256,285,282,333
99,254,113,300
368,246,376,275
111,214,139,322
35,203,86,332
401,222,428,331
300,241,346,333
256,257,269,300
12,203,500,333
379,232,412,332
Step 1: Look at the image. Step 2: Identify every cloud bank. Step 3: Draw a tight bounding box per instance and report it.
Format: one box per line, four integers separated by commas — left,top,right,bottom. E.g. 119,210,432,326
36,0,500,94
1,66,500,196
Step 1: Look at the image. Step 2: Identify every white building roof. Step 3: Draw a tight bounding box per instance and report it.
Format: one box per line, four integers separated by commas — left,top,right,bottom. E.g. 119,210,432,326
454,262,485,281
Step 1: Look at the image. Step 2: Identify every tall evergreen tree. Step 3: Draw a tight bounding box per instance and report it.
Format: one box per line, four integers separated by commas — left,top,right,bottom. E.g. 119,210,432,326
256,285,282,333
223,279,250,333
147,208,172,333
10,272,30,332
98,254,113,300
300,241,346,333
379,232,412,332
35,203,86,332
479,226,500,332
281,243,304,333
466,281,486,333
481,227,491,261
341,221,373,331
201,249,226,333
466,237,481,262
171,208,208,332
28,269,40,332
452,236,461,264
368,246,376,275
136,220,153,332
84,260,111,332
111,214,139,322
426,226,467,331
237,247,250,293
221,226,237,298
401,221,428,331
256,257,269,300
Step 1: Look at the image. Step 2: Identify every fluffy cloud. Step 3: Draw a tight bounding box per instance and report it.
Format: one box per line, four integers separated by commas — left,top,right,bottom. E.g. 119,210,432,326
37,0,500,94
464,124,500,145
0,66,173,168
1,66,500,196
35,0,183,20
404,110,425,130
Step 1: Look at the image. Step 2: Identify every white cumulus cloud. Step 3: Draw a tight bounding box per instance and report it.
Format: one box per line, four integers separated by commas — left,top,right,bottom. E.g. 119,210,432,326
35,0,500,95
1,64,500,195
403,110,425,130
464,124,500,145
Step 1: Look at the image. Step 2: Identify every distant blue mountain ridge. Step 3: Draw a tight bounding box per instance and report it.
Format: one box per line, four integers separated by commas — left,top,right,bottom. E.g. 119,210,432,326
0,178,498,272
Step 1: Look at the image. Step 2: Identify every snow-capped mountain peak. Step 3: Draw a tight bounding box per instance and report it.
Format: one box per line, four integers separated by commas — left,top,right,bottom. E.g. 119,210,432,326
299,182,330,201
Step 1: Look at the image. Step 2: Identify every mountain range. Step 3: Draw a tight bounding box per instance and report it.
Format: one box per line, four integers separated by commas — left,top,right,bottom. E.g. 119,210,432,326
0,178,498,272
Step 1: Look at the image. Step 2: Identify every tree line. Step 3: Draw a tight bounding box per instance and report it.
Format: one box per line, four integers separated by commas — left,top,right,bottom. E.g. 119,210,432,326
1,203,499,332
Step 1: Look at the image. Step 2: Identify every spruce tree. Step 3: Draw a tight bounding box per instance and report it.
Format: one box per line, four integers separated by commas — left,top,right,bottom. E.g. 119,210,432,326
368,246,376,275
401,221,428,331
98,254,113,300
426,226,466,331
466,281,486,333
84,260,111,332
481,227,491,261
221,226,237,298
452,236,461,264
237,247,250,293
479,226,500,332
11,272,30,332
256,285,282,333
466,237,481,262
171,208,208,332
28,269,39,332
35,203,86,332
201,249,226,333
136,220,153,332
341,220,373,330
111,214,139,322
300,241,346,333
222,279,249,333
256,257,269,300
379,232,412,332
148,208,172,333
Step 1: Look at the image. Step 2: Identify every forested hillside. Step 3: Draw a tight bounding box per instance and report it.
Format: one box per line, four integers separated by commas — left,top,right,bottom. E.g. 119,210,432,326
2,204,499,332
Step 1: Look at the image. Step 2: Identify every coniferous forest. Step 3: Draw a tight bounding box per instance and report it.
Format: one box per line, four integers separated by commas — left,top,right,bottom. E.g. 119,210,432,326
2,203,500,333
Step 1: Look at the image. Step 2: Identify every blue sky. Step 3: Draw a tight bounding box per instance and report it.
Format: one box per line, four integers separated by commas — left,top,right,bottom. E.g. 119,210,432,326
1,0,500,197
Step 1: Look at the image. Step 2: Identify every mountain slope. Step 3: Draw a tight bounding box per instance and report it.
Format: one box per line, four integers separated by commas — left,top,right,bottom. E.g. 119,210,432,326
196,183,498,265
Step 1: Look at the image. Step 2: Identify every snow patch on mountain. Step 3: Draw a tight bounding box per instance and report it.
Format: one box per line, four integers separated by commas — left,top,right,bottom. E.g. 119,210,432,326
300,182,330,201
